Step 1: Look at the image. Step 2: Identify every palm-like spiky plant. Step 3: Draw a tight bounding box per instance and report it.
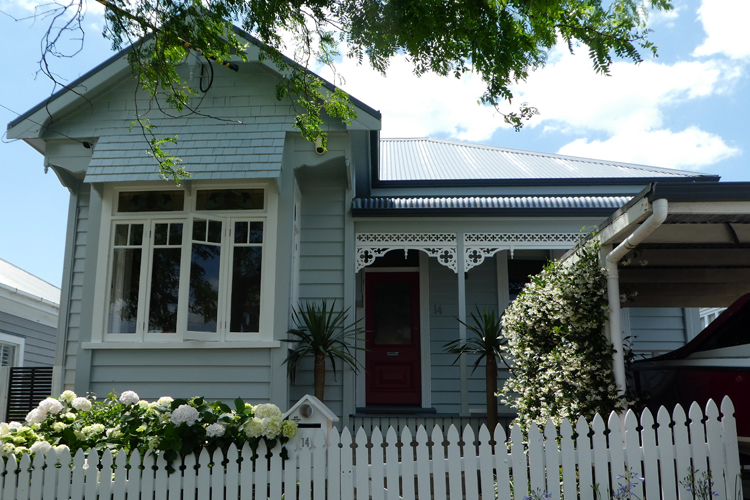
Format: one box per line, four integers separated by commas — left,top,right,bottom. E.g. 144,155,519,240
444,308,509,432
282,300,364,402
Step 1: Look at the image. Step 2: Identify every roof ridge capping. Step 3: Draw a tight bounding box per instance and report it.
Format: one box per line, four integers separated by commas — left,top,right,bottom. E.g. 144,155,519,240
379,137,717,179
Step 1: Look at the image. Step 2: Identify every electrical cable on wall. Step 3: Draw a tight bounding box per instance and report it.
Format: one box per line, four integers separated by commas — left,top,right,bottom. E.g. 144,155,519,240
200,59,214,93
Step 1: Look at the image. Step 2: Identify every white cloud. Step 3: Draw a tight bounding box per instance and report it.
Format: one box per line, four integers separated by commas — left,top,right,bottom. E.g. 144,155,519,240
693,0,750,59
558,127,739,170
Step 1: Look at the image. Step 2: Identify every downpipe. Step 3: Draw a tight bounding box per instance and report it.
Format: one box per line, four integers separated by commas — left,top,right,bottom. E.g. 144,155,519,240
606,198,668,395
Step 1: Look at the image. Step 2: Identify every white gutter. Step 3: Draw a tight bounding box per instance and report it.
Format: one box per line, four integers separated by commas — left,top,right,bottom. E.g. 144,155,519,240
606,198,668,394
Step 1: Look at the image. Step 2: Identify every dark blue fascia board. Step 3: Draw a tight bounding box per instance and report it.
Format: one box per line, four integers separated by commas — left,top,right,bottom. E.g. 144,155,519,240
370,175,720,189
351,206,623,218
648,181,750,202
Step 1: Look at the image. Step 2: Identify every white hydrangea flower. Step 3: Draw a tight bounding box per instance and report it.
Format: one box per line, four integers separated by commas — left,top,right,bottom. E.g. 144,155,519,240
119,391,140,405
52,422,67,432
39,398,64,414
138,400,150,409
30,441,52,455
243,418,264,438
253,403,282,419
170,405,199,426
64,412,76,420
0,423,10,437
55,444,70,453
1,443,15,456
147,436,160,451
262,416,282,439
157,396,174,406
82,424,105,436
205,423,226,438
71,398,92,411
8,422,22,430
25,408,47,424
59,390,77,403
281,420,297,439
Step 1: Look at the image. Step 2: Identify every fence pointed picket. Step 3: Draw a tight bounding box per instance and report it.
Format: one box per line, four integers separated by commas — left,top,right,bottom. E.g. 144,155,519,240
446,425,462,500
385,427,400,500
298,432,313,500
721,396,742,499
400,427,415,500
528,423,545,497
83,449,99,500
494,425,512,500
99,449,114,500
415,426,431,500
477,426,494,500
608,411,626,492
256,440,269,500
3,454,18,500
182,453,197,500
672,404,692,500
355,428,369,500
42,451,58,500
154,452,169,500
559,419,576,500
704,399,728,500
168,454,182,499
196,447,211,500
543,420,560,500
225,444,240,500
657,406,677,500
591,413,609,499
431,426,447,500
510,424,527,500
112,450,127,500
210,449,223,498
623,410,644,500
339,428,354,500
284,438,298,500
239,443,253,500
689,401,709,476
370,427,386,500
328,428,341,500
127,449,142,500
29,451,44,500
16,453,30,500
312,432,327,500
54,447,72,500
639,409,659,500
575,417,594,500
269,441,284,500
463,425,479,500
140,452,156,500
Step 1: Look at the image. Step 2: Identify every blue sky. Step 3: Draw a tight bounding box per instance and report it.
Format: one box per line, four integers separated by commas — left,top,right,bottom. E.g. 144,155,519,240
1,0,748,288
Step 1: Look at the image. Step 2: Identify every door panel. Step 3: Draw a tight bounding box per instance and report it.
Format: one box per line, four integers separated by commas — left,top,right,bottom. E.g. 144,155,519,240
365,272,422,405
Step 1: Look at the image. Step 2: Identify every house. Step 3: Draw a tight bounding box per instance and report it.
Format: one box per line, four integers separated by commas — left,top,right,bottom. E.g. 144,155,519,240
5,32,718,428
0,258,60,421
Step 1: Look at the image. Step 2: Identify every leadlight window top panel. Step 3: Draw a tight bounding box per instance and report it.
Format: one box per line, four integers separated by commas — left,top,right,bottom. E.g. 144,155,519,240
196,189,264,211
118,191,185,213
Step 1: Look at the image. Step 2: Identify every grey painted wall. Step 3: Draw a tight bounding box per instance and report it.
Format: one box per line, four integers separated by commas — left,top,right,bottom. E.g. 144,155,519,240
0,312,56,367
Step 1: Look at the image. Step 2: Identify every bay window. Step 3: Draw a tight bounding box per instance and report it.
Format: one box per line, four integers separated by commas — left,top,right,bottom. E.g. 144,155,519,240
101,186,272,342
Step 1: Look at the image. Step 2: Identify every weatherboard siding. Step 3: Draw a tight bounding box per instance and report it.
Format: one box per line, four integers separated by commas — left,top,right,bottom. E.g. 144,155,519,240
289,173,347,417
0,312,56,367
88,349,272,403
627,308,690,357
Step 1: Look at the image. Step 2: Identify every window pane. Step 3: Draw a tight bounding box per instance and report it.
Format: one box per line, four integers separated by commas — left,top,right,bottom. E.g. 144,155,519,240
130,224,144,245
196,189,264,210
193,219,207,241
169,223,183,245
0,343,16,367
148,248,181,333
208,220,222,243
114,224,129,246
235,221,248,244
230,247,262,332
118,191,184,212
188,243,221,332
373,280,412,345
154,223,169,245
108,248,141,333
249,222,263,243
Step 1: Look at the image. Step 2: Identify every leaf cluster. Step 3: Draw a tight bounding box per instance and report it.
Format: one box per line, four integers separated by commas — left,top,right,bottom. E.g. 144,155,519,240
443,307,509,374
282,300,365,382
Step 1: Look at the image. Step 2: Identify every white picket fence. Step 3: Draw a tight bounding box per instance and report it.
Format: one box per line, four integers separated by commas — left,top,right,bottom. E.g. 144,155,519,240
0,397,742,500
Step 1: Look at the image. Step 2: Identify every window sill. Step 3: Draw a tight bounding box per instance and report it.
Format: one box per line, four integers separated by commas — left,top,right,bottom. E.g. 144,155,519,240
82,340,282,350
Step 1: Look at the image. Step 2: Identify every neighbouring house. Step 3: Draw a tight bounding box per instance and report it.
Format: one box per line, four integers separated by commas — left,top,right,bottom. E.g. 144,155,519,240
0,258,60,421
6,31,720,429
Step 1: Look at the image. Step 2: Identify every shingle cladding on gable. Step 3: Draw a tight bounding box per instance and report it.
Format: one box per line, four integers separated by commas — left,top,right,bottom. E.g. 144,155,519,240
379,138,706,181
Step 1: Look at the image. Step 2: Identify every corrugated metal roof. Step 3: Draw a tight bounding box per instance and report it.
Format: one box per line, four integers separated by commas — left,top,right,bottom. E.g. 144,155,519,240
352,195,631,214
0,259,60,305
379,138,709,182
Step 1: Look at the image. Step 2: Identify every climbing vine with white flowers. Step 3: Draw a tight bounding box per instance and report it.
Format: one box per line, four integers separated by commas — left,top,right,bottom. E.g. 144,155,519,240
500,240,628,430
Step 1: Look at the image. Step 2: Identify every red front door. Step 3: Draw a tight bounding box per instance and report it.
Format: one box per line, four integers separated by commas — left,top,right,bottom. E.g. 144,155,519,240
365,272,422,406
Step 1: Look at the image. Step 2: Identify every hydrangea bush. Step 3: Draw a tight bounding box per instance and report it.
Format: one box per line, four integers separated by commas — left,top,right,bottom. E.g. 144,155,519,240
0,390,297,466
500,240,628,430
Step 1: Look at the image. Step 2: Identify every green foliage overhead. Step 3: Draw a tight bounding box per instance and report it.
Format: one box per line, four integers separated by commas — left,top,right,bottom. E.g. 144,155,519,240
37,0,671,181
500,240,628,430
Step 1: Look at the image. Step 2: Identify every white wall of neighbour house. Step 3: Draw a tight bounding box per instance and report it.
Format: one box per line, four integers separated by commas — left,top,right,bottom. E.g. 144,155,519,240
38,60,364,407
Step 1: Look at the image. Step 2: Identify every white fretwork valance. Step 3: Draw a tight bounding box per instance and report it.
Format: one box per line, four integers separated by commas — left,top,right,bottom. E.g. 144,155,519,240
355,233,458,272
463,232,583,271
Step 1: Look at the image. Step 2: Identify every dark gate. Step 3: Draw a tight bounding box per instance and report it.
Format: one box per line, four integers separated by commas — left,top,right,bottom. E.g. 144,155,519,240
5,367,53,421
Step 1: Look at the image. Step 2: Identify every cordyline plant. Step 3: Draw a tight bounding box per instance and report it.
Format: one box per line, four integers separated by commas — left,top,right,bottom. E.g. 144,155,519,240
283,300,364,402
0,390,297,470
500,240,628,430
444,308,508,432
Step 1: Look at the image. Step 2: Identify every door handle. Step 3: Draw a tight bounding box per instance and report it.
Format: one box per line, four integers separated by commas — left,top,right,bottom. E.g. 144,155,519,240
387,352,399,356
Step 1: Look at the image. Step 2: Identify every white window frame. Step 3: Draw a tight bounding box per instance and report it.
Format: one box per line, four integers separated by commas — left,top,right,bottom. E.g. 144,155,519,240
0,332,25,367
91,181,278,344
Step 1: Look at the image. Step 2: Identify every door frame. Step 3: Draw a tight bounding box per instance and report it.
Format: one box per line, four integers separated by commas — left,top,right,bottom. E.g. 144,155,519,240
355,252,431,409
